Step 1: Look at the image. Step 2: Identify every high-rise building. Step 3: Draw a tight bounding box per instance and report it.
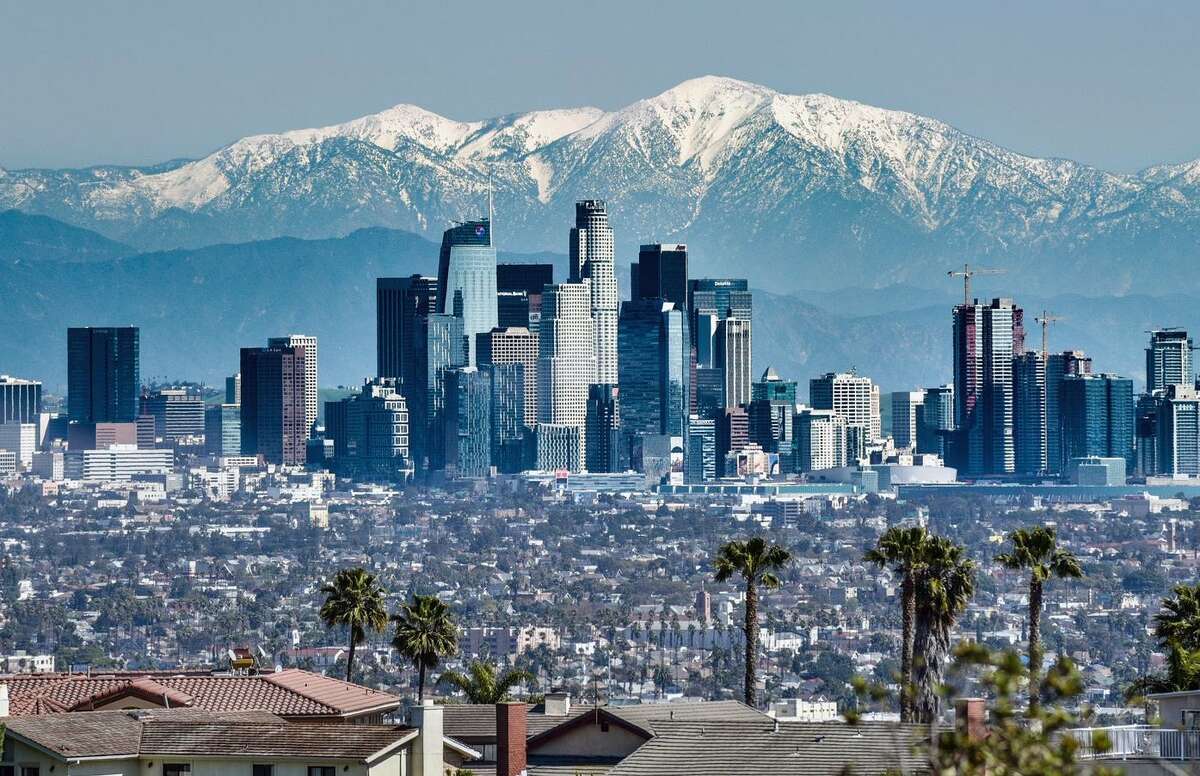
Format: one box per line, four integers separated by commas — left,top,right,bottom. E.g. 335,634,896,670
794,408,848,472
496,263,552,331
535,423,581,472
437,219,498,366
444,367,492,478
325,378,411,482
618,299,690,461
477,326,539,428
688,279,752,341
916,385,955,458
809,372,881,456
633,244,688,310
1013,352,1047,475
1147,329,1193,394
143,388,205,443
1155,385,1200,477
416,313,467,470
953,298,1024,476
267,335,318,437
538,281,594,469
67,326,140,424
569,201,618,385
748,367,797,470
685,416,717,483
225,373,241,405
890,390,926,450
0,376,42,425
694,367,725,420
377,275,438,382
714,318,752,409
239,345,307,466
1060,373,1134,471
715,407,749,477
1046,350,1092,473
204,404,241,457
497,263,553,296
0,423,37,469
585,384,621,473
483,362,526,474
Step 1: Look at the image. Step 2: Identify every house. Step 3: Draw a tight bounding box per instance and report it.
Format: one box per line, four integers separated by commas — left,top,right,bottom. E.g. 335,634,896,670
0,668,401,722
0,703,479,776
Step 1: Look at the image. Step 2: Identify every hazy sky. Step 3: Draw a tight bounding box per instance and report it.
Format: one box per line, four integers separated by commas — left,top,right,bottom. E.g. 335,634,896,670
2,0,1197,172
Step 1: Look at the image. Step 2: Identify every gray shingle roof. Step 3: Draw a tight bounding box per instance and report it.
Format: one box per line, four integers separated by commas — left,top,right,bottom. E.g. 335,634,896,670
139,721,416,761
442,703,587,739
604,720,928,776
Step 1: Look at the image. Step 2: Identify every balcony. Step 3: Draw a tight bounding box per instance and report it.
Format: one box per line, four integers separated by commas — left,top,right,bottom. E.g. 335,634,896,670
1068,726,1200,761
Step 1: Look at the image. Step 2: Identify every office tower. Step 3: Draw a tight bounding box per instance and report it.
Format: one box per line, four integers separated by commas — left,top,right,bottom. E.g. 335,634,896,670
618,300,690,456
685,416,717,483
752,367,797,404
416,313,467,470
1013,352,1047,475
443,367,492,478
917,385,955,458
569,201,619,385
67,326,140,423
497,263,553,330
143,389,205,442
794,408,848,473
633,244,688,309
436,219,498,366
1136,393,1160,476
889,390,926,449
1046,350,1092,473
204,404,241,457
585,384,621,473
377,275,439,382
1147,329,1193,394
239,345,307,466
0,376,42,424
1060,373,1134,471
748,367,797,469
714,318,752,408
484,362,526,474
497,263,553,297
267,335,318,436
324,378,412,482
809,372,881,457
953,298,1024,476
716,407,749,476
477,327,539,428
225,374,241,405
135,415,156,449
688,279,752,338
694,367,725,420
0,423,36,469
538,281,594,469
68,422,137,451
1155,385,1200,477
535,423,581,472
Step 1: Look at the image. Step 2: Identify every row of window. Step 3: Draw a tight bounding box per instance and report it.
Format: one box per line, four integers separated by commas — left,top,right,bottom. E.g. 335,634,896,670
163,766,336,776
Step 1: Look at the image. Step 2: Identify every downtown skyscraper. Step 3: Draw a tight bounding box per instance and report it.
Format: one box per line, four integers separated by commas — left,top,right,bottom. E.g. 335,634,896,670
377,275,438,383
239,344,308,465
538,281,594,470
952,298,1024,476
569,200,618,385
268,334,318,437
1146,329,1193,394
67,326,140,424
436,218,497,366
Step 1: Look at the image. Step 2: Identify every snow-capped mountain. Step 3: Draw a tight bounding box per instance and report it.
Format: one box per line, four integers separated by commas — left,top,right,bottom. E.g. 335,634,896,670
2,76,1198,294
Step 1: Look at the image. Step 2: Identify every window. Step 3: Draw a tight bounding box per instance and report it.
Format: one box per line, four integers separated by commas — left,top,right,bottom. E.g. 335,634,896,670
253,767,275,776
19,768,38,776
307,768,336,776
164,765,191,776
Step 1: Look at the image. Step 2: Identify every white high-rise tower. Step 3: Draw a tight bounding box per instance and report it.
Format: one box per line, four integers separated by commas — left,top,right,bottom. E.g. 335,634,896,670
569,200,618,385
538,281,595,469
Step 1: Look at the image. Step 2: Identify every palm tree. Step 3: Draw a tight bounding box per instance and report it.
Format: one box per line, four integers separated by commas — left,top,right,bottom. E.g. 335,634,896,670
713,536,791,708
318,567,388,682
996,526,1083,715
864,525,930,722
1127,583,1200,700
913,536,976,724
437,660,535,704
392,594,459,700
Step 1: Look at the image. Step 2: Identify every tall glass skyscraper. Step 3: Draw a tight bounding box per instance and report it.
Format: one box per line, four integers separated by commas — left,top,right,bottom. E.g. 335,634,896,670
569,201,618,385
618,299,690,458
377,275,437,382
916,385,955,458
952,298,1024,476
484,362,526,474
1060,373,1134,470
1146,329,1192,394
67,326,140,424
1046,350,1092,473
1013,351,1047,475
417,313,467,470
633,244,688,309
436,219,497,366
444,367,492,478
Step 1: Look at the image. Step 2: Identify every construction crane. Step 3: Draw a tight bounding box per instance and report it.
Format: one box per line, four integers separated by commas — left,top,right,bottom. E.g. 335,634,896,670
947,263,1006,306
1034,311,1062,360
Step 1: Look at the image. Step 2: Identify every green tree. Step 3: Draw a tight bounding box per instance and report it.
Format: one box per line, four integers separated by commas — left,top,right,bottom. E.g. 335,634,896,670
437,660,534,704
864,525,930,722
318,567,388,682
996,526,1083,715
1127,583,1200,699
913,536,976,724
713,536,791,708
392,594,459,701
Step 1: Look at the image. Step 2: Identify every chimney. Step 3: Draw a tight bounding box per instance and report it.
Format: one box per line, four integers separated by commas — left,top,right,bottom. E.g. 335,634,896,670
544,691,571,717
408,699,444,776
0,683,8,717
497,701,528,776
954,697,987,741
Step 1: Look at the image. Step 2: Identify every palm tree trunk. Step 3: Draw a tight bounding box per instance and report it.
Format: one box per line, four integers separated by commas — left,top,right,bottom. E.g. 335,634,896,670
744,579,758,708
1029,578,1043,716
346,638,356,682
901,574,916,723
418,663,427,701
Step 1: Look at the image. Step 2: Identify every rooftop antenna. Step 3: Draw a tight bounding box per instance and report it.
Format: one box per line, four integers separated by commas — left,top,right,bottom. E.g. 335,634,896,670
1033,311,1062,360
487,178,495,247
947,263,1006,306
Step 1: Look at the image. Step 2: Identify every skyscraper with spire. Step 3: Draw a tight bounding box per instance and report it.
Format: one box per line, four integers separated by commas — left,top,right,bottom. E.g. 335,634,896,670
436,217,498,367
569,200,618,385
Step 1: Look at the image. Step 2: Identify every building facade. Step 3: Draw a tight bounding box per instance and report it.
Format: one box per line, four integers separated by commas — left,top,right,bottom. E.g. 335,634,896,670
537,282,594,470
67,326,140,424
436,219,498,366
239,345,308,466
0,376,42,425
569,201,618,385
377,275,438,382
267,335,318,437
953,298,1024,476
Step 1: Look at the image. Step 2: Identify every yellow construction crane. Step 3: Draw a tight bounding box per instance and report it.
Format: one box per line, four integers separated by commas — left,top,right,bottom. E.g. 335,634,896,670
1034,310,1062,359
947,263,1006,306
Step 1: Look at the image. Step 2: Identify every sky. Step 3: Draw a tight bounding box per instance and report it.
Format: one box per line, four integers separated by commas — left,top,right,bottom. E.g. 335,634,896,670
1,0,1197,172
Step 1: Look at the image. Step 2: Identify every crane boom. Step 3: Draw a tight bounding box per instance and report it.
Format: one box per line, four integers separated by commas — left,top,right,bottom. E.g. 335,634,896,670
947,263,1005,305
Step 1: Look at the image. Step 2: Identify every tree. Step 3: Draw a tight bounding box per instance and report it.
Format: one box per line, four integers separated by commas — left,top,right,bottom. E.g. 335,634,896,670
437,660,535,704
1126,583,1200,699
864,525,930,722
913,536,976,723
392,594,459,701
713,536,791,708
996,526,1083,715
318,567,388,682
